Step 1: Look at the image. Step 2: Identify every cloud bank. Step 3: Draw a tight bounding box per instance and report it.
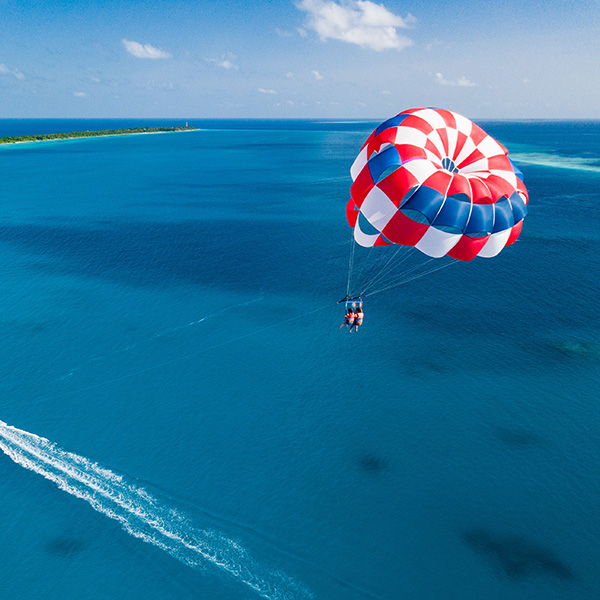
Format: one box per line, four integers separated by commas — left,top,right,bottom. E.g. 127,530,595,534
205,57,239,70
122,39,171,59
435,72,476,87
297,0,414,51
0,63,25,79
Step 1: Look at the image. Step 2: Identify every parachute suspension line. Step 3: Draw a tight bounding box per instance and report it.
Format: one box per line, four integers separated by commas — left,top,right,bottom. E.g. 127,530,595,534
345,234,357,297
348,244,377,297
359,247,402,296
381,255,436,287
352,245,390,295
363,259,457,298
360,246,418,295
363,256,437,296
356,246,389,297
359,245,402,294
367,262,455,296
359,245,413,296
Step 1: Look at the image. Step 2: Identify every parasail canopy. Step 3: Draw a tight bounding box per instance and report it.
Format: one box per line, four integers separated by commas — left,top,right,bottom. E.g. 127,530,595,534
347,108,528,261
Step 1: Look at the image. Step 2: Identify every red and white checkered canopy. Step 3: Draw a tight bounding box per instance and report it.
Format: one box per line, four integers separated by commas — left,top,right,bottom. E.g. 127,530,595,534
347,108,528,261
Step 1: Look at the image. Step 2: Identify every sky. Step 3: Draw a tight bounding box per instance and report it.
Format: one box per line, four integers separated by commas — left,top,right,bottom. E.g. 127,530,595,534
0,0,598,119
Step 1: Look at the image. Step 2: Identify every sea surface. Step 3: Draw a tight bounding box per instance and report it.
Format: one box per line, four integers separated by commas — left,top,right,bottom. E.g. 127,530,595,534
0,118,598,600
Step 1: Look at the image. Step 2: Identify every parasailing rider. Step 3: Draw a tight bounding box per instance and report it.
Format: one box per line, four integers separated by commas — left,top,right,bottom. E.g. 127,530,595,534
350,306,364,332
339,307,355,330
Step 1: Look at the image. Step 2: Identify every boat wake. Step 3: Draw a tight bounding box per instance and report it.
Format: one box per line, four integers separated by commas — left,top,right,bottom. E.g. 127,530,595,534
0,420,311,600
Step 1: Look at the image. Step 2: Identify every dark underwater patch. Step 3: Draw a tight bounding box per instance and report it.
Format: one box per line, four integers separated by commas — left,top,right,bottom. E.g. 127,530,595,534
358,454,387,474
0,220,340,298
45,537,87,557
495,426,544,447
462,528,574,580
402,354,452,375
0,319,57,336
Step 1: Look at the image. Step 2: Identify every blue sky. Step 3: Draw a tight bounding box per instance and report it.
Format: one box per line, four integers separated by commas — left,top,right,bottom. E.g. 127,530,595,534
0,0,598,119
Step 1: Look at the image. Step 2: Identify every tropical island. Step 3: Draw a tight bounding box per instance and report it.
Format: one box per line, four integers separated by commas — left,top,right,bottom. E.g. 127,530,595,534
0,125,198,145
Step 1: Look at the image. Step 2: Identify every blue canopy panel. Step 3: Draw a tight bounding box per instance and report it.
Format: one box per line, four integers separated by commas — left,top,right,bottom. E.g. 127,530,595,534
368,145,402,184
374,113,409,137
431,195,472,232
441,157,459,173
399,185,445,224
508,192,528,223
492,197,515,233
465,203,494,236
398,185,420,208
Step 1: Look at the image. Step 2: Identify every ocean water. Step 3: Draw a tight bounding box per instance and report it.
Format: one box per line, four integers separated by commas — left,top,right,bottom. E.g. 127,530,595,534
0,118,598,600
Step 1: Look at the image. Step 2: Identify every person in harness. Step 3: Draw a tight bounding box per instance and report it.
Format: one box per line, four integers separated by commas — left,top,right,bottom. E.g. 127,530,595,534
339,307,355,330
350,306,364,332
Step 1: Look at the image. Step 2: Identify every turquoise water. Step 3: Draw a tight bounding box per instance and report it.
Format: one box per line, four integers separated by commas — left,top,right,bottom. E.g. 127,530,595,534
0,119,599,599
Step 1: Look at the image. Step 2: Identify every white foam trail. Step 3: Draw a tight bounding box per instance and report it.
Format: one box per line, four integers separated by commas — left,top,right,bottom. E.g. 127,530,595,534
512,152,600,173
0,420,312,600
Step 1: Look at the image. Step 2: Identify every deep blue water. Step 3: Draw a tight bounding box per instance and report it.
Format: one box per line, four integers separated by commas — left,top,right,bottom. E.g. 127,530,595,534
0,118,599,599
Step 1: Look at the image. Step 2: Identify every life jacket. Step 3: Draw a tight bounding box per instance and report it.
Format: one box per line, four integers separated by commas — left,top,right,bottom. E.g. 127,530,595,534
355,312,364,325
345,312,355,322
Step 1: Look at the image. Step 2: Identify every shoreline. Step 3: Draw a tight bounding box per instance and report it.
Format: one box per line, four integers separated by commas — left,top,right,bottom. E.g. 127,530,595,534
0,126,199,146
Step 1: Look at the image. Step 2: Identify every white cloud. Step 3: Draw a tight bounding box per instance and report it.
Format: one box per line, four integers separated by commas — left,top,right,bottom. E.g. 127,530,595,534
205,57,239,70
435,72,476,87
381,89,391,94
286,71,295,79
312,70,324,80
73,91,87,97
0,63,25,79
258,88,278,94
297,0,415,51
456,76,476,87
122,39,171,59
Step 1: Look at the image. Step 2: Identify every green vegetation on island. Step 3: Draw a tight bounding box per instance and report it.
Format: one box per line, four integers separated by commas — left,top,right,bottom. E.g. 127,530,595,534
0,125,198,145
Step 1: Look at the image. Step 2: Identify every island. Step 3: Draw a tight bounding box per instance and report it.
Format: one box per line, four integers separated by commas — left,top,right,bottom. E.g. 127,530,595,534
0,125,198,145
